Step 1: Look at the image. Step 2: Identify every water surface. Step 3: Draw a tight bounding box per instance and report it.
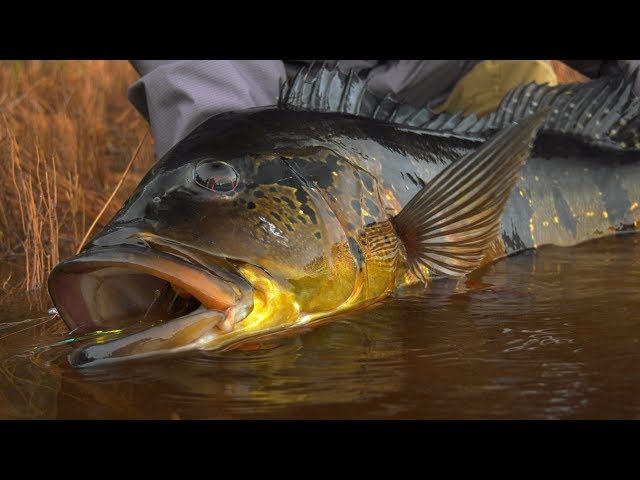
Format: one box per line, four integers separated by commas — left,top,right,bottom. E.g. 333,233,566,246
1,235,639,419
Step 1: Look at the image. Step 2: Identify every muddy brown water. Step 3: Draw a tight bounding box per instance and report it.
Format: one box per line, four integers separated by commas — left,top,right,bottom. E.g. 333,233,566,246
0,235,639,419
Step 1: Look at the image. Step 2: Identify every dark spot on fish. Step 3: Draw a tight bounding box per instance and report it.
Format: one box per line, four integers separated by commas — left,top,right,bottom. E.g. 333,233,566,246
314,232,322,239
295,188,308,205
360,173,374,193
273,197,281,203
285,223,293,232
501,223,528,253
254,190,265,198
298,215,307,225
246,182,258,190
310,166,335,189
287,216,297,224
298,154,339,189
347,236,364,271
351,200,362,217
364,215,376,225
301,204,317,224
406,173,424,188
269,186,277,192
247,202,256,210
282,197,295,210
552,187,577,237
364,198,380,216
272,212,282,222
326,153,341,170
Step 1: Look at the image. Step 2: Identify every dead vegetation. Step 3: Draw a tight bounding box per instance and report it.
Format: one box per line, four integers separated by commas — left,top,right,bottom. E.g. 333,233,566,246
0,60,156,290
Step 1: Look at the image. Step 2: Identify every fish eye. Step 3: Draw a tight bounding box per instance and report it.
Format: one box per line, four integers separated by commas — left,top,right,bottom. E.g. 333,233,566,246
194,160,239,193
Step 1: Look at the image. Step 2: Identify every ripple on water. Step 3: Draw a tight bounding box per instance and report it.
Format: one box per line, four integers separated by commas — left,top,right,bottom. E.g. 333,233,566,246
0,235,639,418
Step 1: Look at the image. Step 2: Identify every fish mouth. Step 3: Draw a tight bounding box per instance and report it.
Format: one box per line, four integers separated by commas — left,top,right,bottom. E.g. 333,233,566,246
48,245,254,366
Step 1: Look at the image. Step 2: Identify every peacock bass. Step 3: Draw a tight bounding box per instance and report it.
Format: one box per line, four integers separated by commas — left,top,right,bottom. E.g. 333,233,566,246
48,66,640,367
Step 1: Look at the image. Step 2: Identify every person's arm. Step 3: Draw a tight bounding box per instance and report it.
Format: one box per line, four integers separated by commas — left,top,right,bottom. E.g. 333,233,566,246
363,60,480,108
128,60,493,158
128,60,287,158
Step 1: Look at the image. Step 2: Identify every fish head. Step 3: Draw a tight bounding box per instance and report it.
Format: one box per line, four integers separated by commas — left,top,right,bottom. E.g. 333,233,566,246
48,110,362,366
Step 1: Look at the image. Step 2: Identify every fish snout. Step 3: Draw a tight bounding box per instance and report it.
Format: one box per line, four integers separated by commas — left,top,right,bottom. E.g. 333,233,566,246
81,225,155,252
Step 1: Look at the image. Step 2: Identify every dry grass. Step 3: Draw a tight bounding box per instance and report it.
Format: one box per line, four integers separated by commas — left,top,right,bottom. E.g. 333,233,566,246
0,60,156,290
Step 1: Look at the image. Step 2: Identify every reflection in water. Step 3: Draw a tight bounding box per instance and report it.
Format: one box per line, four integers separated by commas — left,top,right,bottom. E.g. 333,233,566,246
1,235,640,419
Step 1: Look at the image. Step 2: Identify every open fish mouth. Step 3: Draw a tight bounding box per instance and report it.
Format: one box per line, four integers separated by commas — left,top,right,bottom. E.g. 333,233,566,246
48,245,253,367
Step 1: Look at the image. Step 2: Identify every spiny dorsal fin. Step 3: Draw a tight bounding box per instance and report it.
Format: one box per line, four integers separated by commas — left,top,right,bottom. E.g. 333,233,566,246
391,110,548,282
279,63,639,150
279,63,436,124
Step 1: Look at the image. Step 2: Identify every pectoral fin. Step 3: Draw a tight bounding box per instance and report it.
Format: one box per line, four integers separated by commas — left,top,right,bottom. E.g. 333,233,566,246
392,110,548,281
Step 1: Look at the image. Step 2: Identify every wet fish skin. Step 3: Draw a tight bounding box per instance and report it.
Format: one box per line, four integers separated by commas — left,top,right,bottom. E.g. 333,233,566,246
49,105,640,365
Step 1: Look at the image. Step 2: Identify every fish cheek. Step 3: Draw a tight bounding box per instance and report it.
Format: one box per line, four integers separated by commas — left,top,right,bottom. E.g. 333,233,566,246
282,197,360,313
279,148,396,310
287,241,359,314
245,186,330,276
233,179,357,312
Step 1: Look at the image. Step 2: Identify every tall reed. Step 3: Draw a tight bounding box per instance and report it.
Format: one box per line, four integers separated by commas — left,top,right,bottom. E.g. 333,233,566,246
0,60,155,290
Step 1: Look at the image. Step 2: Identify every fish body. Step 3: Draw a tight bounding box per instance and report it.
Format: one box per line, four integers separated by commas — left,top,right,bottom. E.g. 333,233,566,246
48,71,640,367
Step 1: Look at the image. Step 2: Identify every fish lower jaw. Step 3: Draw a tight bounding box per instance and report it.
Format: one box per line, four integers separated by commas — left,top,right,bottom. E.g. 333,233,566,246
194,292,304,352
68,305,228,368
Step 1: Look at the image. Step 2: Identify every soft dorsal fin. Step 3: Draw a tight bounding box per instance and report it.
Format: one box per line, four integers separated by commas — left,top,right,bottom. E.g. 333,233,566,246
391,110,547,281
279,63,640,150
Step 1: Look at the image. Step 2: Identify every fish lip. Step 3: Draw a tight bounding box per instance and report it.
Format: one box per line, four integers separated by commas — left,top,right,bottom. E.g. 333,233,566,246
48,244,251,333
